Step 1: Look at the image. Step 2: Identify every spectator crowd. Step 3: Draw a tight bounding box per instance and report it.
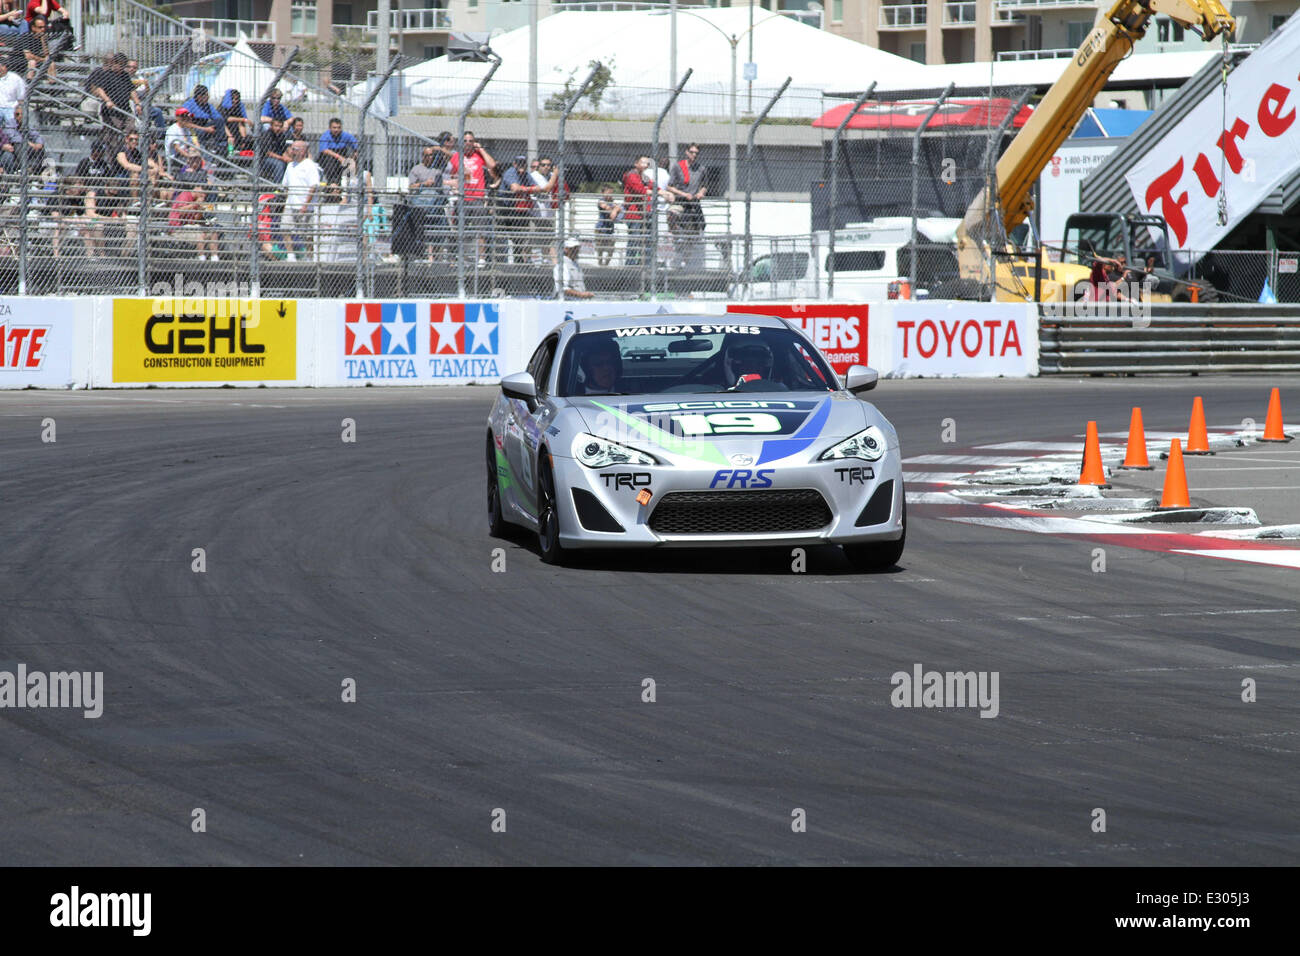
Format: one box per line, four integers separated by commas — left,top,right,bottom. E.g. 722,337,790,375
0,23,718,283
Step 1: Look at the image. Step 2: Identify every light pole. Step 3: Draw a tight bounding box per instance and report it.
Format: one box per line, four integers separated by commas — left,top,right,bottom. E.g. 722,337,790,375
653,9,783,199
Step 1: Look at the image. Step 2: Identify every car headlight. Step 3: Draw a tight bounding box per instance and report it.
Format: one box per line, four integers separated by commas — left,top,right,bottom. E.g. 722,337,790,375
818,425,887,462
573,433,659,468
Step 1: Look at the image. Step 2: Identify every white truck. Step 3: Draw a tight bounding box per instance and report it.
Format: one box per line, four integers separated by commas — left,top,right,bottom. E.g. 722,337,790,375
734,217,961,302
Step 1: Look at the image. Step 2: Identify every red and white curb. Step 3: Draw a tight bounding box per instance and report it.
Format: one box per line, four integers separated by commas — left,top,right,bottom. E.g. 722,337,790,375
903,424,1300,570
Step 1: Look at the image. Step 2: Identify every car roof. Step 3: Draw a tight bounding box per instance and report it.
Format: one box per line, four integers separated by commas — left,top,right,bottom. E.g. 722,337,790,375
563,313,791,334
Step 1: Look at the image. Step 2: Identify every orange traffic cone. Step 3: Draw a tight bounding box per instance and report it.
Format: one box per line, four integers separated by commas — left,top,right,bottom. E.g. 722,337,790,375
1119,407,1152,470
1078,420,1110,487
1260,387,1291,442
1185,396,1213,455
1160,439,1191,508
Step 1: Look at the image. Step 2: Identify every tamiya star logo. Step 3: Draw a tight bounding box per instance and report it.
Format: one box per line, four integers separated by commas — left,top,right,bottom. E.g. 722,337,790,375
345,303,418,355
429,303,499,356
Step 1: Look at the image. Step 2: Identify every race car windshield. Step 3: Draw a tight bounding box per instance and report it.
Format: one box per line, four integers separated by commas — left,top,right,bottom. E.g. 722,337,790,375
557,325,837,397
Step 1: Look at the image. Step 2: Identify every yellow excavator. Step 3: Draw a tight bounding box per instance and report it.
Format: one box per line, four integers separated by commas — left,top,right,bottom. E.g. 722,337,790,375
955,0,1236,302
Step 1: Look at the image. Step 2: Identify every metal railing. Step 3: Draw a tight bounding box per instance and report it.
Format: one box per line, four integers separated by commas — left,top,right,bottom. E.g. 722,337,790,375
993,0,1100,10
879,4,927,29
1040,306,1300,374
364,7,453,32
996,47,1076,60
182,18,277,42
943,2,977,26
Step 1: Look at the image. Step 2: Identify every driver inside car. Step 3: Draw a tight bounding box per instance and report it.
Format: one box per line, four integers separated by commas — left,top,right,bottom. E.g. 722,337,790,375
578,338,624,395
722,339,779,390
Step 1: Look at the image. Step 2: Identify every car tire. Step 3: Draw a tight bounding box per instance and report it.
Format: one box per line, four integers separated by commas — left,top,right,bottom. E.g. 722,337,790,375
536,458,566,566
843,498,905,572
487,433,507,538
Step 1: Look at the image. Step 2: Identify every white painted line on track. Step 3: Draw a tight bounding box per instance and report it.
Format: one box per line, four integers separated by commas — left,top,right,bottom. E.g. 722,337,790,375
1171,549,1300,570
944,514,1165,535
903,454,1038,465
902,471,973,483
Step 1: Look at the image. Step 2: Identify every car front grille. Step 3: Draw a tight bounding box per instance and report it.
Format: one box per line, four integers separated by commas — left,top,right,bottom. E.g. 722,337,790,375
648,489,832,535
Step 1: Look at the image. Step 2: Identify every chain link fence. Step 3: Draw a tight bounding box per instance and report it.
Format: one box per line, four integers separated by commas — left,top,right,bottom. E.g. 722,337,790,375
0,5,1289,302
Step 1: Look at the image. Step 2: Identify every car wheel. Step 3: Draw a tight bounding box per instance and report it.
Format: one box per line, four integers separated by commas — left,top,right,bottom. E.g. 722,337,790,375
843,498,905,572
536,459,566,566
487,433,507,538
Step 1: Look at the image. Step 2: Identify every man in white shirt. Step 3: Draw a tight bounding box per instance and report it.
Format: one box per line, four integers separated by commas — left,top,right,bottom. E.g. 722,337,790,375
281,139,320,261
0,61,24,136
554,236,593,299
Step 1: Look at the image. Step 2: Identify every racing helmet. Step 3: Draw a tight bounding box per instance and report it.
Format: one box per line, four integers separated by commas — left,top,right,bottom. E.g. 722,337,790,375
579,336,622,384
723,338,774,384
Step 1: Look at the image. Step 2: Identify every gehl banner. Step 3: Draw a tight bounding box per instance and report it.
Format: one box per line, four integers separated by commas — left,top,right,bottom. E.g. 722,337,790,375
113,294,297,384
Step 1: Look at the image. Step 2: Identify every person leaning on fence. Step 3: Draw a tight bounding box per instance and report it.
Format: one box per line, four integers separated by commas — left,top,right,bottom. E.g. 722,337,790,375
260,88,290,129
498,154,535,264
555,236,593,300
668,142,707,270
529,155,560,265
621,155,653,267
446,130,495,268
254,188,286,260
280,139,320,261
316,183,351,262
595,185,621,267
408,144,449,262
257,115,290,183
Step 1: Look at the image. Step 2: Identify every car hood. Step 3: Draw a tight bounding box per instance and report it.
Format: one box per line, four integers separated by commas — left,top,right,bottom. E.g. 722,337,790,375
563,391,894,468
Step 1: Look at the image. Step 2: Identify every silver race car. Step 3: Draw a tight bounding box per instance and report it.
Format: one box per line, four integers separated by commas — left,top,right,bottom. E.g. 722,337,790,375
486,314,905,570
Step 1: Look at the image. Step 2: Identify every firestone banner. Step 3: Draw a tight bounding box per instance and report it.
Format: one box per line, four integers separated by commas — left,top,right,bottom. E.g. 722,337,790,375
1125,13,1300,253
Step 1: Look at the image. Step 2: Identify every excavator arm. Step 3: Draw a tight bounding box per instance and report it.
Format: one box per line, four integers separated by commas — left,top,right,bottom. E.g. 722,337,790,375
956,0,1235,289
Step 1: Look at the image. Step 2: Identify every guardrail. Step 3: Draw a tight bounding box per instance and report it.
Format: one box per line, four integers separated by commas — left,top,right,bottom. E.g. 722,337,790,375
1039,305,1300,374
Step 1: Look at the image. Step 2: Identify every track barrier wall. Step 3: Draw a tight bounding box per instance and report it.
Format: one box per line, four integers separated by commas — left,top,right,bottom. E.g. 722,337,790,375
2,298,1041,389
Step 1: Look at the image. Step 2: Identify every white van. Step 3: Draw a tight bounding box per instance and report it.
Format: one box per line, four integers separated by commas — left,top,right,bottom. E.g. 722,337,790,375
735,217,961,302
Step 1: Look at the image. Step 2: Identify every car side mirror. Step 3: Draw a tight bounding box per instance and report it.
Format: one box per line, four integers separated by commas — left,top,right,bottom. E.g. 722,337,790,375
844,365,878,394
501,372,537,402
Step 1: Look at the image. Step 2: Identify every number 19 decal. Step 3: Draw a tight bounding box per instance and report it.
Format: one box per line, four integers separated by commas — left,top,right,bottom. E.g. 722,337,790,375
674,412,782,435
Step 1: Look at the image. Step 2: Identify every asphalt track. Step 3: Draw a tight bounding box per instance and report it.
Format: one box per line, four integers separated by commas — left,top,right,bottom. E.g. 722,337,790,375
1,377,1297,865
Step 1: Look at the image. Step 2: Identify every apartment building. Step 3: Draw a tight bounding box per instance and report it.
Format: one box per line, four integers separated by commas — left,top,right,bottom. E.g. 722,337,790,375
826,0,1294,64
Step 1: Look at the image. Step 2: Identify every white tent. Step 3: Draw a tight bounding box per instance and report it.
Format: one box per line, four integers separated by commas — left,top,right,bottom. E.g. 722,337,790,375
183,35,307,111
396,9,932,119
